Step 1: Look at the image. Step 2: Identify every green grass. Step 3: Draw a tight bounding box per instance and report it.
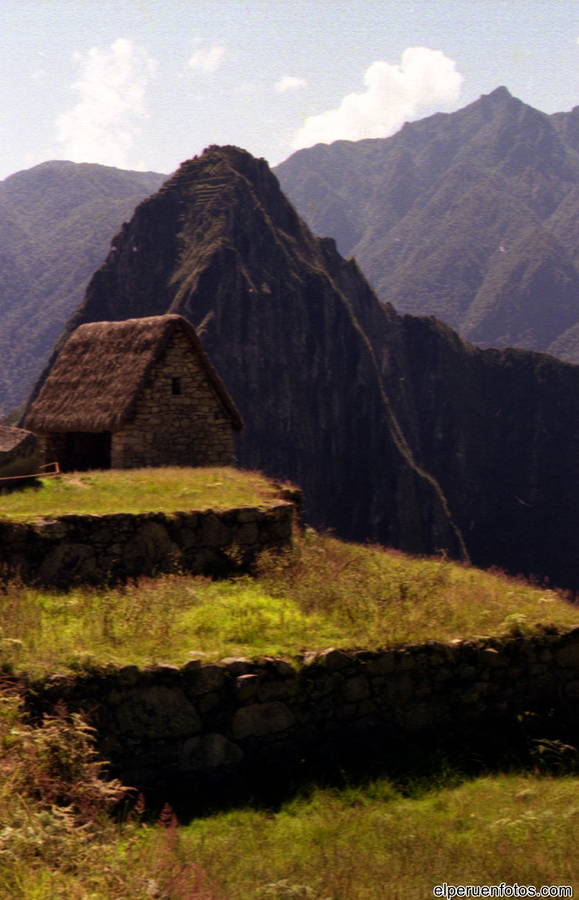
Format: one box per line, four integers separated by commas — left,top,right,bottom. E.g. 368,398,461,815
2,468,578,898
2,689,578,899
1,490,579,896
166,773,579,899
2,531,578,676
0,467,285,520
2,688,579,900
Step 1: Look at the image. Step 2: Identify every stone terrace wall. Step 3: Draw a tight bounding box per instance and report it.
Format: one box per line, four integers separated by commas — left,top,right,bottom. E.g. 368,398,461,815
28,627,579,793
0,501,295,588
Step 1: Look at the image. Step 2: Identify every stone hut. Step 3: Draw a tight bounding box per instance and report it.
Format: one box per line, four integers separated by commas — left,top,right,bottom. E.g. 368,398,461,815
0,425,39,479
24,315,243,471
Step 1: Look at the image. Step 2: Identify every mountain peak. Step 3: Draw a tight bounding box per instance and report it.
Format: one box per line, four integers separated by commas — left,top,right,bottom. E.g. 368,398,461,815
485,85,513,102
167,145,270,186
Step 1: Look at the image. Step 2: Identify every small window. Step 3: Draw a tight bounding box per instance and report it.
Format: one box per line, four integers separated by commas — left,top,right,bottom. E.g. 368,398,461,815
171,377,182,396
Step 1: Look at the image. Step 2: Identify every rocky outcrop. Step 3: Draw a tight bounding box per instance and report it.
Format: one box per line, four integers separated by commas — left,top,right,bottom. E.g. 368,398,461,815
32,146,465,562
28,146,579,589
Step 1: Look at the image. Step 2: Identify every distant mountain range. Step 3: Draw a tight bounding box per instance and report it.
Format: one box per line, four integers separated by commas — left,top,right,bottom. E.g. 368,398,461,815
0,161,164,415
3,88,579,416
276,87,579,360
27,144,579,591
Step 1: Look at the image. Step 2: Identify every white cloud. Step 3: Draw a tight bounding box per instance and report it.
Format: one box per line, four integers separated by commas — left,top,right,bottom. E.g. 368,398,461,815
186,44,225,74
234,81,258,96
274,75,307,93
30,67,47,82
55,38,158,169
291,46,462,150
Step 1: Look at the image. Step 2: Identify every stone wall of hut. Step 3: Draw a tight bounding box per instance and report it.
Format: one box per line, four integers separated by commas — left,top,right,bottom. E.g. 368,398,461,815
112,329,236,468
39,433,67,468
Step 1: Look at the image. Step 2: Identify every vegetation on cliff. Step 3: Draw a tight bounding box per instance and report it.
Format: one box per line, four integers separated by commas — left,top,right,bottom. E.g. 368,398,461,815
41,144,466,569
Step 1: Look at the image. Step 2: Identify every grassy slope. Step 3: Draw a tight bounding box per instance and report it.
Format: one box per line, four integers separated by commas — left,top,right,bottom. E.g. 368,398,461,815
2,691,578,900
173,774,579,899
2,531,579,676
2,467,579,896
0,467,284,519
2,689,579,898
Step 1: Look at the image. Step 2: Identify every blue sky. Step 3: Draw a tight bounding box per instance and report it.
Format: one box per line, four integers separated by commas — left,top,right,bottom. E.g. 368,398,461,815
1,0,578,179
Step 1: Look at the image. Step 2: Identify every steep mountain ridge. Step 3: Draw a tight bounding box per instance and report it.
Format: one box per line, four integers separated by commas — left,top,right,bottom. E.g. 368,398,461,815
275,88,579,360
33,145,579,590
53,147,463,559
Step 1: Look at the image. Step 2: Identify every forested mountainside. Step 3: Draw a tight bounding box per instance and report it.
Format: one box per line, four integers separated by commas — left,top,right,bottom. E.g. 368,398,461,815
275,87,579,361
0,161,164,416
29,145,579,590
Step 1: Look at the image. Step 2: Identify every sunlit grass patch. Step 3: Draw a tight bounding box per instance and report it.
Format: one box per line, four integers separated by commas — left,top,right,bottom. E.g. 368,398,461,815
0,576,340,675
161,773,579,899
1,531,578,676
178,579,340,660
0,466,284,520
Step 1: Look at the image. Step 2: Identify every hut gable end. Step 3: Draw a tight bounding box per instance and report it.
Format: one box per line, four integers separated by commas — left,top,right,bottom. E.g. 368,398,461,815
111,328,240,468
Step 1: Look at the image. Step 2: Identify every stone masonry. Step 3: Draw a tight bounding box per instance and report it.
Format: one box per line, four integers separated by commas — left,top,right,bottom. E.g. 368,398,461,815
0,500,295,588
28,626,579,794
112,328,236,468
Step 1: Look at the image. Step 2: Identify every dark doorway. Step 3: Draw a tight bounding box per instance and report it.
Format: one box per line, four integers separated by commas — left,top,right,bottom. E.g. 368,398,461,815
62,432,111,471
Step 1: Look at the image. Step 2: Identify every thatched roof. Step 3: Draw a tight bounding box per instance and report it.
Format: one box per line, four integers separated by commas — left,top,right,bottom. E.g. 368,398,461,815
0,425,39,477
25,315,243,434
0,425,36,454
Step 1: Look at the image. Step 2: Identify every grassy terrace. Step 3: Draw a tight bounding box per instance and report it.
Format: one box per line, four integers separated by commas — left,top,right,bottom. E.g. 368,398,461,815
0,467,284,520
3,692,579,898
1,531,579,676
2,467,579,896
